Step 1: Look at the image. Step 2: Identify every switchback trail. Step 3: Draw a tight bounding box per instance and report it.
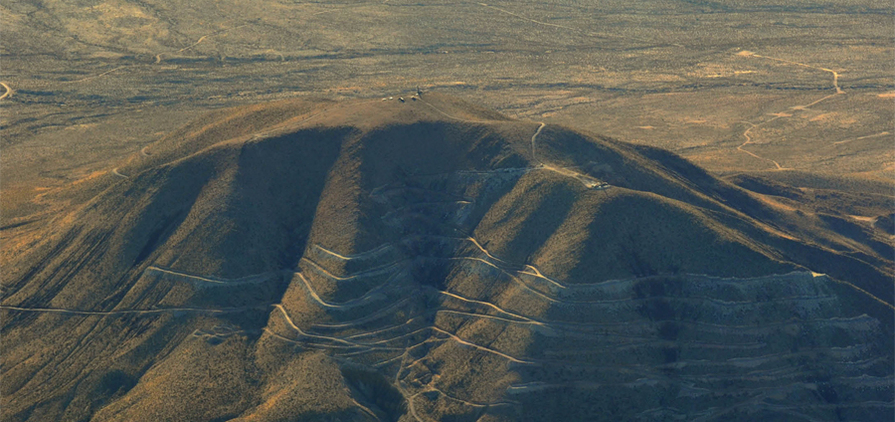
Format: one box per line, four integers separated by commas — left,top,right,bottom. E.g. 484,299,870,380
271,303,535,364
293,272,387,309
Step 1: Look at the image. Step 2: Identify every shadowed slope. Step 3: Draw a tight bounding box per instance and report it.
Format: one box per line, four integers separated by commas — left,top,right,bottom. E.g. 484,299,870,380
2,94,891,422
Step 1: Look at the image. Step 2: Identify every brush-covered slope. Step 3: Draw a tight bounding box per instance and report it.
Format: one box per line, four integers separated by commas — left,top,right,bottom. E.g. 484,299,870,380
2,94,892,422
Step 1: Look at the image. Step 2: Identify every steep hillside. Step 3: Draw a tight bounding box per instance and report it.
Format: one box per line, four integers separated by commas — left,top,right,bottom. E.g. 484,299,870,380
2,94,892,421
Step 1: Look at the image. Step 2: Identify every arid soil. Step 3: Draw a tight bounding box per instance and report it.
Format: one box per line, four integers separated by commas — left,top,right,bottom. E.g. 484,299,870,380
2,95,891,421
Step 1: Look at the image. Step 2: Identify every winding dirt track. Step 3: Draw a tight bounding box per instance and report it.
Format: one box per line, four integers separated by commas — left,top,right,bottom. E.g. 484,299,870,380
271,304,367,347
111,168,130,179
742,51,844,94
0,82,11,100
736,121,786,170
418,98,609,189
477,3,677,47
430,326,535,364
530,122,546,163
528,121,610,188
8,231,882,417
396,354,425,422
293,271,390,309
437,290,539,324
272,302,535,362
833,131,890,146
734,51,847,169
270,251,548,367
62,66,126,84
418,97,485,123
425,386,518,408
311,236,895,320
147,266,232,284
300,257,404,281
146,266,278,286
314,243,394,261
155,22,249,64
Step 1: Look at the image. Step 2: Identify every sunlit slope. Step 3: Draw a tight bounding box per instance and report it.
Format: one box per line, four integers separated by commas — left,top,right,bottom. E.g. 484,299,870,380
2,95,891,421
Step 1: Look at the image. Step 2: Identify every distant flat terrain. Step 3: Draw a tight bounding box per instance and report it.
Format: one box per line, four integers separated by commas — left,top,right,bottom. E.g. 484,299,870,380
1,0,892,207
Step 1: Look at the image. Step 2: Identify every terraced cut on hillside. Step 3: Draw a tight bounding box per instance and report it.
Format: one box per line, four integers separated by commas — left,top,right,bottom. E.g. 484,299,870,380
2,95,892,421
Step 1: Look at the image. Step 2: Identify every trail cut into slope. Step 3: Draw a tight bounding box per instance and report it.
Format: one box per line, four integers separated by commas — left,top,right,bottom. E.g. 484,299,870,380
3,94,891,422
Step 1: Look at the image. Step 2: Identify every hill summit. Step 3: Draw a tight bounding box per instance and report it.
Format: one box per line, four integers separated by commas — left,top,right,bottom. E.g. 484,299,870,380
2,94,892,421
